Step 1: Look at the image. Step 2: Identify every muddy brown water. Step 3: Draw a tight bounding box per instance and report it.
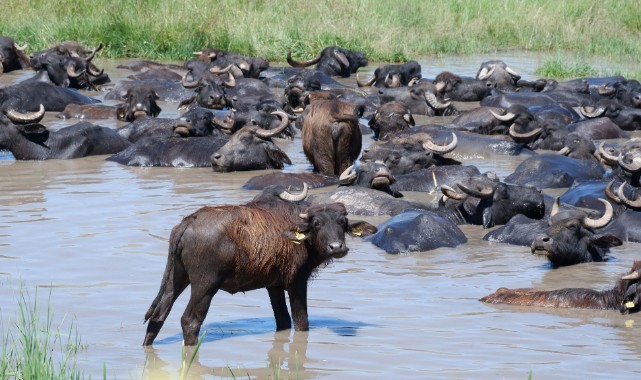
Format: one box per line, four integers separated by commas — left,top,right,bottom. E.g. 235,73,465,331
1,53,641,379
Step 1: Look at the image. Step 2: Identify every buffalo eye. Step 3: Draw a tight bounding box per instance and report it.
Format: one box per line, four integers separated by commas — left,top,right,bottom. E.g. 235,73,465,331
313,219,322,229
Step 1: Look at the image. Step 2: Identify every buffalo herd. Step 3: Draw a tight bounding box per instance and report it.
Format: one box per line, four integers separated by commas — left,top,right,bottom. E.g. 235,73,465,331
1,37,641,345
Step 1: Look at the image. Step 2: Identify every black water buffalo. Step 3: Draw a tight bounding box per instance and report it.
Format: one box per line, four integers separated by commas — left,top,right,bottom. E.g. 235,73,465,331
115,86,162,122
378,81,456,116
242,172,339,191
287,46,368,77
189,48,269,79
530,198,622,267
368,102,414,141
480,260,641,314
438,173,545,228
390,165,482,193
338,161,401,197
365,209,467,254
142,199,377,346
302,100,363,175
433,71,492,101
361,131,459,175
0,79,99,113
505,154,605,188
580,100,641,130
106,136,228,167
211,112,292,172
105,79,193,103
0,36,30,74
598,138,641,185
476,60,520,91
356,61,421,88
0,110,130,160
57,104,118,120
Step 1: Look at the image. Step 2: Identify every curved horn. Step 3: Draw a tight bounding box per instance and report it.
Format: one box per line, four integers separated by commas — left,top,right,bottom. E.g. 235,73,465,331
557,146,571,156
505,66,520,79
13,43,27,51
440,184,467,200
508,124,542,141
598,84,616,96
66,63,84,78
456,181,494,199
617,182,641,209
422,132,457,154
223,71,236,88
181,71,200,88
408,77,420,87
5,104,45,124
489,110,516,122
581,198,613,229
287,51,321,68
551,197,560,217
356,72,376,87
580,106,606,118
598,141,620,166
212,110,235,132
279,183,309,202
619,154,641,173
425,92,451,110
622,270,641,281
605,179,621,204
209,64,233,74
87,65,104,77
85,43,103,62
339,165,357,183
478,66,496,80
254,111,289,138
384,73,400,88
192,51,203,56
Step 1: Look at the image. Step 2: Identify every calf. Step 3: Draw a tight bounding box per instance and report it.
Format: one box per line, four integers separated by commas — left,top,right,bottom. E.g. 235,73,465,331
142,199,377,346
480,260,641,314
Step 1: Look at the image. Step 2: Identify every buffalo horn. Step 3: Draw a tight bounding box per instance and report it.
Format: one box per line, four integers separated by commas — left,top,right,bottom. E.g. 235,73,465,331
408,77,420,87
598,84,616,96
85,43,103,62
254,111,289,138
333,51,349,69
505,66,520,79
87,65,104,77
489,110,516,122
508,124,542,141
287,51,321,68
604,179,621,204
617,182,641,209
477,66,496,80
223,71,236,88
434,81,445,92
339,165,357,183
550,196,560,217
181,71,200,88
580,106,606,118
557,146,571,156
598,141,620,166
279,182,309,202
425,92,451,110
13,43,27,51
581,198,613,229
192,51,203,56
441,184,467,200
209,64,233,74
384,73,400,88
5,104,46,124
212,110,235,133
423,132,457,154
356,73,376,87
66,64,84,78
456,181,494,199
618,152,641,173
622,270,641,281
0,62,3,74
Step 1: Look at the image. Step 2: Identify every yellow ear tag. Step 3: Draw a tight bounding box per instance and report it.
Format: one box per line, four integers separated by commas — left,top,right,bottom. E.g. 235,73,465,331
294,232,306,241
352,230,362,237
625,320,635,328
625,301,635,309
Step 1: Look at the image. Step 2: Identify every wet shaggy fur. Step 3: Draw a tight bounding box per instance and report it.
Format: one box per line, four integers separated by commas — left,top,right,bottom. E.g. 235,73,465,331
480,261,641,314
302,99,363,175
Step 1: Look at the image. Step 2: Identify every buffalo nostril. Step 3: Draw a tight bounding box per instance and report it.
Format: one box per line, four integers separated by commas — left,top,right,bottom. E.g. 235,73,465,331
213,153,222,160
328,242,344,251
542,237,550,243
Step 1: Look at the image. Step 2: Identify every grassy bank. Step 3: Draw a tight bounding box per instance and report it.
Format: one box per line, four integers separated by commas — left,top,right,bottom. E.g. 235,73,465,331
1,0,640,64
0,290,86,379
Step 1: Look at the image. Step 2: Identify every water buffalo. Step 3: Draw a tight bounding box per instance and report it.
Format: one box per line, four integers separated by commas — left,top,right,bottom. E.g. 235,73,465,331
438,173,545,228
115,86,162,122
142,198,377,346
580,100,641,131
368,102,414,141
378,81,456,116
242,172,339,191
0,79,99,113
57,104,119,120
476,60,520,91
287,46,368,77
0,109,130,160
338,160,401,197
433,71,492,101
365,209,467,254
504,154,605,188
356,61,421,88
480,260,641,314
105,79,193,103
302,99,363,175
530,198,622,267
0,36,30,74
211,112,292,172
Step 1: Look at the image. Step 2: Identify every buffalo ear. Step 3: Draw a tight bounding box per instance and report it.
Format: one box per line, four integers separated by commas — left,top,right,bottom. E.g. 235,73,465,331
348,220,377,237
266,146,292,168
283,223,310,243
590,234,623,248
177,95,196,111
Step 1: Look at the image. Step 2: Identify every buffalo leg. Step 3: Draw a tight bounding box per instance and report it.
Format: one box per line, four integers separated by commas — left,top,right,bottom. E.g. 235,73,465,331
180,278,221,346
267,287,292,330
288,283,309,331
143,260,189,346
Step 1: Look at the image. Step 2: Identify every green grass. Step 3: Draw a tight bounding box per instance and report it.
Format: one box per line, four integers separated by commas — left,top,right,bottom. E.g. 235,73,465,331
0,289,86,379
534,59,599,78
0,0,640,63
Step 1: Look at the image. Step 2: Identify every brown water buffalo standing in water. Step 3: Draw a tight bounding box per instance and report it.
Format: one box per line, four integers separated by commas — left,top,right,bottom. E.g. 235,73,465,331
480,260,641,314
142,193,377,346
302,100,363,175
